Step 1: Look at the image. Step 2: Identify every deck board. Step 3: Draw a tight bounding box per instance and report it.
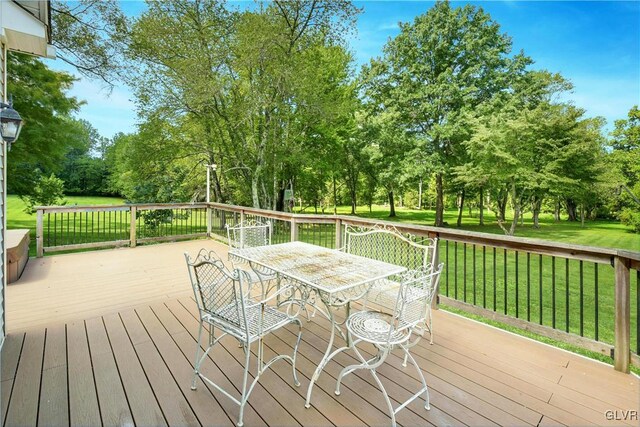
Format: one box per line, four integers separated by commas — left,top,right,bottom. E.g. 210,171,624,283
2,240,638,427
4,329,44,427
38,325,68,427
67,320,102,426
86,317,134,426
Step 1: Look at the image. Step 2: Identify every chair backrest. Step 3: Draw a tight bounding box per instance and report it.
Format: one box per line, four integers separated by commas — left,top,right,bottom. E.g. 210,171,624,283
392,263,444,334
185,249,251,333
344,224,437,270
226,220,272,250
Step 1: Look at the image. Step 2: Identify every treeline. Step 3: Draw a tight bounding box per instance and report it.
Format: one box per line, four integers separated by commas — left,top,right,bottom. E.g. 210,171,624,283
7,1,640,235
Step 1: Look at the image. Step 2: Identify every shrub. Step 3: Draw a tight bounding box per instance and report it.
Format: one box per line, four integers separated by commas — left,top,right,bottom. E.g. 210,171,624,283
619,208,640,233
20,174,67,214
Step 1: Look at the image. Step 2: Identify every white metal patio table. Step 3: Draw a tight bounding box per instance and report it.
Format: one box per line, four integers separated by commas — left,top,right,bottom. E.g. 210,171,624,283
228,241,407,408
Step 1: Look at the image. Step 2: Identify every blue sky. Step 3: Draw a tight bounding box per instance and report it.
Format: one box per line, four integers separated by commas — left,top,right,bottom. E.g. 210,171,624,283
46,1,640,138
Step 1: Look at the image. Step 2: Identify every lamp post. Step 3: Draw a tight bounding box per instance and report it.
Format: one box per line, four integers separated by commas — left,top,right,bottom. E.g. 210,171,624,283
0,102,23,148
206,164,217,203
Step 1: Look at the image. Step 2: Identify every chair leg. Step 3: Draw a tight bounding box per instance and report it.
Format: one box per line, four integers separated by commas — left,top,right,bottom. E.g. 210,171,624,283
191,322,204,390
342,346,396,427
403,345,430,410
238,341,252,427
428,309,434,345
369,363,397,427
292,319,302,387
335,343,384,396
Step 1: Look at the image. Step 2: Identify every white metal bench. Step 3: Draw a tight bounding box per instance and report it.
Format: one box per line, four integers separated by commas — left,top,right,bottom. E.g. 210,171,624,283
343,224,439,354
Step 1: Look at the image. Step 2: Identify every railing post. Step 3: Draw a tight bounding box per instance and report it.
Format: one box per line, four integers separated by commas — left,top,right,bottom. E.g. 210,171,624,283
290,217,298,242
430,232,439,310
335,218,342,249
206,204,212,237
36,209,44,258
614,256,630,373
240,210,245,224
130,206,137,248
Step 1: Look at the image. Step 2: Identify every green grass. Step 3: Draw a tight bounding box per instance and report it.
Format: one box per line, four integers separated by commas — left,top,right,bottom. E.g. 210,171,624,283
8,195,125,256
320,204,639,252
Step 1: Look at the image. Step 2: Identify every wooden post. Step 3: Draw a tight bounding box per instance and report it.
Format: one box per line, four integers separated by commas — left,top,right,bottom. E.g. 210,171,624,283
430,232,440,310
130,206,137,248
36,209,44,258
240,210,245,225
614,256,630,373
290,217,298,242
206,205,212,237
335,218,342,249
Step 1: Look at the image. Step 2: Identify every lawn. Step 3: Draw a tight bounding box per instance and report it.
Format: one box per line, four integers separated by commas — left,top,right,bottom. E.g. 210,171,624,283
322,204,639,252
7,195,125,256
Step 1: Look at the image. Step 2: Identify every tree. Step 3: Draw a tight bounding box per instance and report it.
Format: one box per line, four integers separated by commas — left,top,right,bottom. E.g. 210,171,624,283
126,0,360,209
20,174,67,214
51,0,129,89
361,0,529,226
458,71,605,235
58,120,113,195
607,106,640,232
6,52,84,195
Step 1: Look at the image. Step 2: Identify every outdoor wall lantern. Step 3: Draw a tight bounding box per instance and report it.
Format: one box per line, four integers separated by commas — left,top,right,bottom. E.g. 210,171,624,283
0,101,24,148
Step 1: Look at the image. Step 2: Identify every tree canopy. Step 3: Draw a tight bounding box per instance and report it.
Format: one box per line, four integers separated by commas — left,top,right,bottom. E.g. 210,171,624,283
8,0,638,234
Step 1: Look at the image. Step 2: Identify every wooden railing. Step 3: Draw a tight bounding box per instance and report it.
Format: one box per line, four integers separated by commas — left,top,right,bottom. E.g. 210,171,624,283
35,203,208,256
36,202,640,373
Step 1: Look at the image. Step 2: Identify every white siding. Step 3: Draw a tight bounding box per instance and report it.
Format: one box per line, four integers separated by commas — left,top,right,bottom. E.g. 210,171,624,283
0,44,4,102
0,43,4,345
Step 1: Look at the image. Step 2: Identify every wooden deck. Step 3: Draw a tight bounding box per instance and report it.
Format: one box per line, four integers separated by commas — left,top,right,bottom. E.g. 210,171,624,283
2,240,639,426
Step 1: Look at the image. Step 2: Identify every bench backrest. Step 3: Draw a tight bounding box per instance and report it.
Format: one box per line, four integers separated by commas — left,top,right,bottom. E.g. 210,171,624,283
343,224,438,270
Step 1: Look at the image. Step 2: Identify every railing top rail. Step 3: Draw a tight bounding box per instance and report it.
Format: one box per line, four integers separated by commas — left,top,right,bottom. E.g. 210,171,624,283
207,202,640,265
34,201,639,265
36,203,209,213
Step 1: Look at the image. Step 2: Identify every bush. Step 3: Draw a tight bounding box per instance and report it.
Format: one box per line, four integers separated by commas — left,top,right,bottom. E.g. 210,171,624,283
619,208,640,233
20,174,67,214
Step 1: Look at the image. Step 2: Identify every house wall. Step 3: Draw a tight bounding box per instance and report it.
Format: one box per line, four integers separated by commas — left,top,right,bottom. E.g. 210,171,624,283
1,42,5,102
0,42,5,344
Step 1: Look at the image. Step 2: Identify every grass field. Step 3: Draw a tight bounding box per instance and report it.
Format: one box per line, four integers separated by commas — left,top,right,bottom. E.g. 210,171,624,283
7,195,125,256
321,204,640,252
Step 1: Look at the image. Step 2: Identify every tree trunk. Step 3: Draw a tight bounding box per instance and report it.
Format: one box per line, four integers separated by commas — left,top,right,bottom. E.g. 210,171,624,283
531,198,542,229
435,172,444,226
479,187,484,226
580,203,585,227
251,174,260,209
276,188,285,212
418,177,423,210
498,197,507,222
554,200,561,221
332,176,338,215
388,190,396,217
566,198,578,221
456,189,465,227
497,180,519,236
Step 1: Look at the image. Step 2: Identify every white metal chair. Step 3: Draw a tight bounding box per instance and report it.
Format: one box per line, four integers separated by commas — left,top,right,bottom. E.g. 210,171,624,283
185,249,302,427
335,264,444,427
226,220,277,287
343,224,439,348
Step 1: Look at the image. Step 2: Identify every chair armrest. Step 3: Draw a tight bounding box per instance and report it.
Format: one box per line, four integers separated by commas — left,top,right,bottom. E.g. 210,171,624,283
245,284,295,309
